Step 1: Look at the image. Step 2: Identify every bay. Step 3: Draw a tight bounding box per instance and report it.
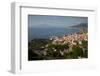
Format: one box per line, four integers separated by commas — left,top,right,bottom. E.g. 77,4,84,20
28,28,80,41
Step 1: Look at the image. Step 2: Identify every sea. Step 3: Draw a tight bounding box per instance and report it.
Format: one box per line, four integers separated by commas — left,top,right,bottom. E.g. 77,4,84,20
28,28,80,41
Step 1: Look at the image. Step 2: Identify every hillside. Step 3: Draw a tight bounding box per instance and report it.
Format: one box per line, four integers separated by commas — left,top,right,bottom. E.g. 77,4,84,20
70,23,88,29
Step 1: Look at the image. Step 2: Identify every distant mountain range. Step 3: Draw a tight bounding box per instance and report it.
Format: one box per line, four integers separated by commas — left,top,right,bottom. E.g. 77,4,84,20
69,23,88,32
70,23,88,29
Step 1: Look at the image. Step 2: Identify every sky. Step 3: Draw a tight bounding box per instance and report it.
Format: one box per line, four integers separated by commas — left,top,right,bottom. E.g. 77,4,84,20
28,15,88,28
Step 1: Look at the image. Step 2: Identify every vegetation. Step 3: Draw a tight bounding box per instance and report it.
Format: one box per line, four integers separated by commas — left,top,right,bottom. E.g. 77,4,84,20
28,35,88,61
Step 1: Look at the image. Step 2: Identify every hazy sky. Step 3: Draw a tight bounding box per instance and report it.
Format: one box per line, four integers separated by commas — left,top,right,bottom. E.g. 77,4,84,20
28,15,88,28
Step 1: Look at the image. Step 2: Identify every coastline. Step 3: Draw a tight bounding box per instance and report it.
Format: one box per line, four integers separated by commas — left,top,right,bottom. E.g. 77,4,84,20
28,32,88,60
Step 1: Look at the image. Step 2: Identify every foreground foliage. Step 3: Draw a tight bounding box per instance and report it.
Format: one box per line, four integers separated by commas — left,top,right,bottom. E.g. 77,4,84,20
28,33,88,60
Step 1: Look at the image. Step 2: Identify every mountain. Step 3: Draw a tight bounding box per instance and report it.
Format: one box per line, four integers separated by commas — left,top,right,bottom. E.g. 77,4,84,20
70,23,88,29
70,23,88,32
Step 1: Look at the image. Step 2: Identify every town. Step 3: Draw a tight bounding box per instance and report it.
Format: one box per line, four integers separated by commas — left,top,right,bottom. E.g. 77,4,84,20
28,32,88,60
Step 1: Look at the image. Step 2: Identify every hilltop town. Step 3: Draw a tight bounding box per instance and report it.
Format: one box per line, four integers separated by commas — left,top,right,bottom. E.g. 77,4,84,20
28,32,88,60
